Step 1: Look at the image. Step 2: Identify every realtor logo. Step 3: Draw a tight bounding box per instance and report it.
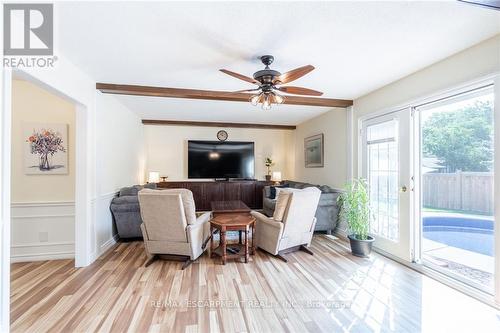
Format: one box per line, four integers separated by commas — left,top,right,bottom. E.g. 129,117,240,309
3,3,53,56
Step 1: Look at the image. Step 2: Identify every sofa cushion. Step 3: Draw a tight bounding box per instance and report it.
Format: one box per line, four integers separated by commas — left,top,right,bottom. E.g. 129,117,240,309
119,183,157,197
112,195,138,205
285,181,301,188
269,184,290,199
119,185,140,197
273,190,292,222
144,183,157,190
264,186,271,198
319,185,334,193
110,197,140,213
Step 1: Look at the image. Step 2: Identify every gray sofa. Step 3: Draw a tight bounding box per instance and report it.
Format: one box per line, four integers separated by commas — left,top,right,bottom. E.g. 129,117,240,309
262,180,342,234
110,183,157,239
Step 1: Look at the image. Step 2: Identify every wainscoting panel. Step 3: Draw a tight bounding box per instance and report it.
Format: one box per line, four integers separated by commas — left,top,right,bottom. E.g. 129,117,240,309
11,201,75,262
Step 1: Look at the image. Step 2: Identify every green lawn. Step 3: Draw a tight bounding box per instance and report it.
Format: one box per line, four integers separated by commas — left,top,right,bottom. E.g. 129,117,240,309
422,207,492,216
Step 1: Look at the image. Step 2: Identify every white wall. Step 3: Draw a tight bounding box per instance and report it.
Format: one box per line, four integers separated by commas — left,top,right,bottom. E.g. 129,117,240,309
5,52,148,265
1,56,146,328
294,108,348,189
0,64,12,333
144,125,295,181
10,79,76,262
11,79,76,203
94,92,145,255
12,53,98,268
352,34,500,177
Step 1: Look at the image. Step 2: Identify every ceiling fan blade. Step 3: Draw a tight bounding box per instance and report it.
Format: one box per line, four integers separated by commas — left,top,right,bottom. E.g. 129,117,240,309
274,65,315,84
277,86,323,96
220,69,260,85
233,88,261,93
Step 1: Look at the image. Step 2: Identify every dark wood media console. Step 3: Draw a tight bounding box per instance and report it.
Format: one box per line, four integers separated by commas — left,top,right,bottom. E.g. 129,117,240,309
157,180,273,211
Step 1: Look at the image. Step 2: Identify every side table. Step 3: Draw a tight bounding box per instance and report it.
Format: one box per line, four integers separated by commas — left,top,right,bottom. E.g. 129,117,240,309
209,214,256,265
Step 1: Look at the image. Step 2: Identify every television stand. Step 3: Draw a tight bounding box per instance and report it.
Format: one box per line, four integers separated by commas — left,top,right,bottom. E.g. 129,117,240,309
157,180,273,210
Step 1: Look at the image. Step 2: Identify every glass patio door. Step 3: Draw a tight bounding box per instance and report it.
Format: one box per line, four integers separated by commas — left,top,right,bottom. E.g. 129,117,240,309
415,85,495,293
361,110,412,261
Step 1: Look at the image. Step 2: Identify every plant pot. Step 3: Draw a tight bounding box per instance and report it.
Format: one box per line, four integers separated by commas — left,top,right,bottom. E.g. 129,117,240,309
348,234,375,258
265,175,271,181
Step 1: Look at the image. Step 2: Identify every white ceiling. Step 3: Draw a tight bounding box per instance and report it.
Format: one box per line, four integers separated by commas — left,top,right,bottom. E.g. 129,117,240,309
57,1,500,125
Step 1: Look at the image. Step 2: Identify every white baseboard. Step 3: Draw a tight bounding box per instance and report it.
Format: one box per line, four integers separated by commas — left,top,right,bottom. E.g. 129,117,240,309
11,251,74,263
100,234,119,254
94,191,120,261
89,234,119,262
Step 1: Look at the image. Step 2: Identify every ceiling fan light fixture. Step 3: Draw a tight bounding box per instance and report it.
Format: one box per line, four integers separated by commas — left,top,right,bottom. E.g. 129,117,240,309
250,94,260,106
261,94,272,110
258,93,265,104
250,91,284,110
273,93,285,105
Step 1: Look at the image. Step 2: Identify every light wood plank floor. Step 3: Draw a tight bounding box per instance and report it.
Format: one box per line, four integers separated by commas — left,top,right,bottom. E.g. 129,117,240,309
11,236,500,332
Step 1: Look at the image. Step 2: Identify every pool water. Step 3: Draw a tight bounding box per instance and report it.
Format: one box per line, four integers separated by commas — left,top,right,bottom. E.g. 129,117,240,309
422,215,494,257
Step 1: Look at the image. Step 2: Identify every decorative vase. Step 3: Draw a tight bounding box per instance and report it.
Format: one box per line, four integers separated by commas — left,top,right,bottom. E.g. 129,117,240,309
39,154,51,170
265,175,271,181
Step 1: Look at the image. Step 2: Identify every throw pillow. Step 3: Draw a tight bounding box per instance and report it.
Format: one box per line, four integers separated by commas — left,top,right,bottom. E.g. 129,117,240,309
273,190,292,222
269,184,290,199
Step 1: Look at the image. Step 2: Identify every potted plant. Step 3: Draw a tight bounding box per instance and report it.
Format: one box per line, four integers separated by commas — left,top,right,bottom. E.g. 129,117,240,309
337,178,374,257
265,157,274,181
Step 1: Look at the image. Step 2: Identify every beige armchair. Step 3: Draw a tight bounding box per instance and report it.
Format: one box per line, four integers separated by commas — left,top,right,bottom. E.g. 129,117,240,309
251,187,321,262
138,188,211,269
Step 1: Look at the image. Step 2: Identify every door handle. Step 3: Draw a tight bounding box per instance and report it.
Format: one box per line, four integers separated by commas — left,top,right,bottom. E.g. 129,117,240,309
400,185,408,192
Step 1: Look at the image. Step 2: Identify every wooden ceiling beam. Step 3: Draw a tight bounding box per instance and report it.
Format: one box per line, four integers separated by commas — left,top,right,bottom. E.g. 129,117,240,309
96,83,353,108
142,119,296,130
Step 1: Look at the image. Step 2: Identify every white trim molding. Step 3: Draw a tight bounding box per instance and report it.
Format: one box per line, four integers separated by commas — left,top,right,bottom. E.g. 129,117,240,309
11,201,75,262
0,61,12,333
91,233,119,262
91,191,120,262
493,74,500,305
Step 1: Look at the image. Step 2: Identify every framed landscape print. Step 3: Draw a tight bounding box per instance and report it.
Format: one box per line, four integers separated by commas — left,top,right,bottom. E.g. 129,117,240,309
304,133,324,168
24,122,68,174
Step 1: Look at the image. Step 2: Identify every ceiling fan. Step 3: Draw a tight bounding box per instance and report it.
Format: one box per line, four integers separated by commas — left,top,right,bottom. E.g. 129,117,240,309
220,55,323,110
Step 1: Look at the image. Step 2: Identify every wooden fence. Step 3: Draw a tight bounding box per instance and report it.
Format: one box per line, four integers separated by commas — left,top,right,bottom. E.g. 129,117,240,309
422,172,493,214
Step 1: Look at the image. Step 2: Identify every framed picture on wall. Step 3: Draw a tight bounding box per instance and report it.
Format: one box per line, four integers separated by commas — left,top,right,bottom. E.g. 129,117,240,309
304,133,324,168
23,122,68,174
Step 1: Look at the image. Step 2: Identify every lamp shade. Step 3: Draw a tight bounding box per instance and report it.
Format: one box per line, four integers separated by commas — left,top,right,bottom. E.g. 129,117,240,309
272,171,282,182
148,171,160,183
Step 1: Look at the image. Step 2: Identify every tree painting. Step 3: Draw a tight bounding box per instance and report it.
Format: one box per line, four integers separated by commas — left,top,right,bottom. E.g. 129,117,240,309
422,100,493,172
24,123,68,174
27,128,66,170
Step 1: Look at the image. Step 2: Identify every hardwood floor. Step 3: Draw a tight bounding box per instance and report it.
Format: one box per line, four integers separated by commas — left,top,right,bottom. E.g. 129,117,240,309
10,235,500,332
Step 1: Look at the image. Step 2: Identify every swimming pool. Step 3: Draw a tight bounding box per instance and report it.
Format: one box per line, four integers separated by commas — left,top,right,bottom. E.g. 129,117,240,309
422,214,494,256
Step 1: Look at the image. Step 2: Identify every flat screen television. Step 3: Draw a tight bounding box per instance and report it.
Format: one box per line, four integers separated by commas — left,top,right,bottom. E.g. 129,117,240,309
188,140,255,179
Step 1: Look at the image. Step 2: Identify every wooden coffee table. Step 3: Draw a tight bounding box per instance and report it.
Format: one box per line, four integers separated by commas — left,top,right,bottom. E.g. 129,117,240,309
211,200,251,217
211,200,252,244
210,214,256,265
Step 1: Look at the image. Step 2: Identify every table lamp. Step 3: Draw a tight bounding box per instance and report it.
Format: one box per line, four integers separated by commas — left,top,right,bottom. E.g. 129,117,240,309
272,171,282,184
148,171,160,184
